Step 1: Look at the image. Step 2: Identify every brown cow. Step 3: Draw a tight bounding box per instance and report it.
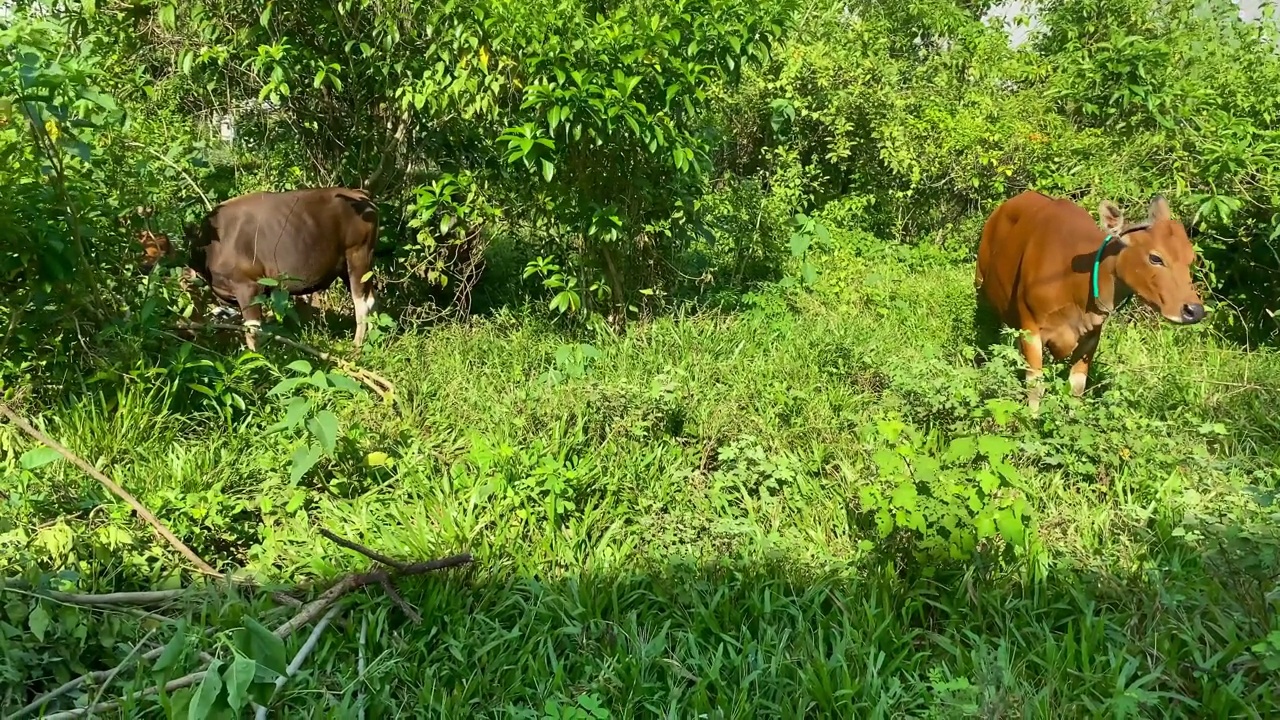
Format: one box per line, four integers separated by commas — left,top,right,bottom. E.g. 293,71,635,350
143,188,379,351
975,191,1204,411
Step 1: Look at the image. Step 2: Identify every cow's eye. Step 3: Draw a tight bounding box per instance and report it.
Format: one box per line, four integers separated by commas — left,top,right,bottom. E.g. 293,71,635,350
1148,253,1164,266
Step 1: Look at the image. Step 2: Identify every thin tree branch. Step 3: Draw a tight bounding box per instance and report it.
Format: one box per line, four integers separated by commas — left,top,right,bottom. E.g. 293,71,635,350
40,589,190,606
318,528,408,571
0,404,219,577
126,141,213,212
179,321,395,400
7,631,167,720
254,602,346,720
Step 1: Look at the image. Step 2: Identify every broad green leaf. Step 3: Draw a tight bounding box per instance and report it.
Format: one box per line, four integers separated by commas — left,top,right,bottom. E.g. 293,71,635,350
286,360,313,374
268,376,306,396
789,232,811,258
890,481,918,510
365,451,391,467
801,261,818,285
266,397,311,434
289,444,323,483
308,411,339,455
995,509,1026,546
238,617,287,675
153,619,188,673
223,656,257,711
20,446,62,470
325,373,362,393
79,89,116,112
944,436,978,464
872,447,905,477
159,4,176,30
977,434,1017,462
27,603,50,642
540,158,555,182
188,658,223,720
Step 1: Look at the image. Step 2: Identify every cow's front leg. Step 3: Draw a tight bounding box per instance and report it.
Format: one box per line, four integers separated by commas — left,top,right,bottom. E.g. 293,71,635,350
1019,327,1045,413
1069,329,1101,398
234,283,265,352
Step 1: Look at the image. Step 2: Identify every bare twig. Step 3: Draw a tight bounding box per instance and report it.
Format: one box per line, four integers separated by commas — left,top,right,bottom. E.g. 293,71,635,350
0,404,219,577
318,528,408,571
376,575,422,625
6,631,168,720
84,627,159,716
179,321,395,400
38,669,210,720
126,141,213,212
16,538,470,719
41,589,190,606
254,602,346,720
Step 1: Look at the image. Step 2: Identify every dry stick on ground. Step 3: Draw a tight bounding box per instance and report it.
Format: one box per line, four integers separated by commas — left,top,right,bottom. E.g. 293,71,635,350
28,540,473,720
6,631,163,720
42,589,191,606
254,602,346,720
179,321,395,400
0,408,303,611
0,404,220,577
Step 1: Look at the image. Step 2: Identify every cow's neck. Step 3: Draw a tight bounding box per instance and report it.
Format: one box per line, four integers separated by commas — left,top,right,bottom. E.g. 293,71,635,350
1092,243,1132,315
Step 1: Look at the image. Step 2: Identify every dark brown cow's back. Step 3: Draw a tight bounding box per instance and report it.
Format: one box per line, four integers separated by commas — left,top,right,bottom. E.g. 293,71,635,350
975,190,1203,410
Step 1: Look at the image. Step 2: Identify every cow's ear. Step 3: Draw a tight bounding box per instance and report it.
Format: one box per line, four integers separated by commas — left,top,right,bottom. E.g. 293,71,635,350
1098,200,1125,235
1148,195,1171,223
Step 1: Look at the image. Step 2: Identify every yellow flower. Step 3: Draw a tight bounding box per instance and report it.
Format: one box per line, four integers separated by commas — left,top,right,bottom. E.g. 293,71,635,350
44,118,60,141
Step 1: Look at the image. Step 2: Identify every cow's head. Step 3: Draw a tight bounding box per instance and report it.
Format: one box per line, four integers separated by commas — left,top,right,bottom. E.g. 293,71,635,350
1099,196,1205,324
138,230,175,273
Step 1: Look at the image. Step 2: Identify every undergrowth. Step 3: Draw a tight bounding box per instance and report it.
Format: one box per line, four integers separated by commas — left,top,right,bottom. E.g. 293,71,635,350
3,240,1278,717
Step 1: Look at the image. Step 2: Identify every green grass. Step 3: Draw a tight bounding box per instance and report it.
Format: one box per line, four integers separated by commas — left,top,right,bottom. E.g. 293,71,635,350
3,248,1279,718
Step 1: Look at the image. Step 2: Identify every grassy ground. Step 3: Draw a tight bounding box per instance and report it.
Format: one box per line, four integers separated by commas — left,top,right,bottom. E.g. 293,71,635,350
4,245,1280,718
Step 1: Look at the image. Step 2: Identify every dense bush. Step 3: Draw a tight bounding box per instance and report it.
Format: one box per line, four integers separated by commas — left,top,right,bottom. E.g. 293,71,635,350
6,0,1280,349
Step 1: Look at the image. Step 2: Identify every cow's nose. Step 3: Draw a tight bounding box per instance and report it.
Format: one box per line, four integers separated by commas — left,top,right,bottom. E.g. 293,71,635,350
1181,303,1205,323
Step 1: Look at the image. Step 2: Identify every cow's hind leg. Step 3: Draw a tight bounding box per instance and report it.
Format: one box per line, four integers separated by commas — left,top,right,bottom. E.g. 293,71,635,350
344,248,376,350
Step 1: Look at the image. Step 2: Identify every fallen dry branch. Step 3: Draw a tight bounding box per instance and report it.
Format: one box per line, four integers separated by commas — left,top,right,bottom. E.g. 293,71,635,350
42,589,190,606
179,321,395,400
318,527,408,570
255,602,346,720
38,668,212,720
7,631,164,720
10,529,472,720
0,404,220,577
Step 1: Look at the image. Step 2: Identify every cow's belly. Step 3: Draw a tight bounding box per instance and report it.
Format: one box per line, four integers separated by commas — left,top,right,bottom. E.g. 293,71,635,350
281,270,344,296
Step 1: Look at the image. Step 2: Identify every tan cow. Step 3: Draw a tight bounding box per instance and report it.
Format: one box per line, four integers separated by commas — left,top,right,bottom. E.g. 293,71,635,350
975,190,1204,411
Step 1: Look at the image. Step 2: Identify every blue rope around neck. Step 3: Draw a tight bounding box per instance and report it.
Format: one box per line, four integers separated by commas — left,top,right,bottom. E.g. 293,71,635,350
1091,234,1114,302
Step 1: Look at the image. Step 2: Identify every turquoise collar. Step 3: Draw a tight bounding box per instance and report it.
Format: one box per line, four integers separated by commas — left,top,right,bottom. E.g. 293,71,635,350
1091,234,1131,312
1091,234,1113,302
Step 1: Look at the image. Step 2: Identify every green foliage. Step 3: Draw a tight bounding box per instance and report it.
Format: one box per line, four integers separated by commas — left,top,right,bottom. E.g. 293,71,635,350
127,0,795,320
5,0,1280,716
855,416,1036,566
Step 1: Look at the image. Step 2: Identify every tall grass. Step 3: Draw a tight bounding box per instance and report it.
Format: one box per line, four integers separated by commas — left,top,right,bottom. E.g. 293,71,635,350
3,245,1278,717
